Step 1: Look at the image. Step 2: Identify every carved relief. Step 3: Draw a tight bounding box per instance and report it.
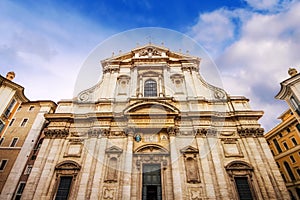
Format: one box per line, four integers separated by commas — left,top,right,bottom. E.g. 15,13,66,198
139,47,162,57
44,128,69,139
103,188,115,200
195,128,217,137
237,128,264,137
189,188,202,200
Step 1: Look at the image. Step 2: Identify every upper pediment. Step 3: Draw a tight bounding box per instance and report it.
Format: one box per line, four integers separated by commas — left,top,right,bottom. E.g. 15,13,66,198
101,44,200,69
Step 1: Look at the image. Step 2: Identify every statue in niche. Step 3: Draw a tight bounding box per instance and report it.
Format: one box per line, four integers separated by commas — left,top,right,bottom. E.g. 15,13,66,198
185,157,200,183
105,157,118,182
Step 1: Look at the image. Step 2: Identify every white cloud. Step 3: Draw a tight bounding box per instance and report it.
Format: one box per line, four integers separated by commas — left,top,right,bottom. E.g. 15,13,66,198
189,1,300,131
188,9,237,57
0,1,114,102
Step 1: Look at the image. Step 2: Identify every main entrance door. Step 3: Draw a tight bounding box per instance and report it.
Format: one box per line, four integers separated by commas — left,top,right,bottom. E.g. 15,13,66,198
142,164,162,200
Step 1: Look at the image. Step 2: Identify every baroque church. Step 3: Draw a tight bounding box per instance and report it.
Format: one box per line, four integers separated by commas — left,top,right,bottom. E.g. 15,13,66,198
15,44,289,199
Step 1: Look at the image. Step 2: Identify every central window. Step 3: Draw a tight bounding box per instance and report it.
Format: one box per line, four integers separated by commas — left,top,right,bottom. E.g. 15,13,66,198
144,79,157,97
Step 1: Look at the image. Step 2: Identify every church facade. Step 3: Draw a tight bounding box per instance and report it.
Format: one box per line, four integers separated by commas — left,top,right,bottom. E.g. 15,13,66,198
19,44,288,199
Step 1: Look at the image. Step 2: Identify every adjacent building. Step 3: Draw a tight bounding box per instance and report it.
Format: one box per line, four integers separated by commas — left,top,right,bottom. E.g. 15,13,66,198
265,67,300,199
0,73,56,199
265,109,300,199
0,72,28,137
15,44,288,199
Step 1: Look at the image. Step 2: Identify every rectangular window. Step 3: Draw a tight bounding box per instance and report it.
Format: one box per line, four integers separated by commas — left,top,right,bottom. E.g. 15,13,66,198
0,120,5,133
291,138,298,146
273,139,282,153
24,165,33,175
15,182,26,199
283,142,289,150
20,119,28,127
14,182,26,200
290,155,296,163
279,133,283,137
234,177,254,200
281,173,287,182
0,137,4,146
10,138,18,147
4,99,16,117
55,176,73,200
0,159,8,171
28,106,34,111
291,96,300,116
296,124,300,133
9,119,15,126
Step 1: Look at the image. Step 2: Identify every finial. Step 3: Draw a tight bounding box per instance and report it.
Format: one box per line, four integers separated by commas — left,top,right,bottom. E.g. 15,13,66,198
161,42,164,46
179,49,182,52
146,35,152,44
119,50,122,54
112,52,115,57
6,71,15,81
288,68,298,77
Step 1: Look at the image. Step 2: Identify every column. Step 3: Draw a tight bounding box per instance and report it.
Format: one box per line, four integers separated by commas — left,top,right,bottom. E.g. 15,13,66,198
121,132,134,200
90,137,108,199
170,135,183,200
196,137,216,199
77,137,97,199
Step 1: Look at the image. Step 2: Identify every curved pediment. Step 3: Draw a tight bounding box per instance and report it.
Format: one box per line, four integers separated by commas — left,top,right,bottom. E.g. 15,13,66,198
124,101,179,116
135,144,168,154
55,160,81,170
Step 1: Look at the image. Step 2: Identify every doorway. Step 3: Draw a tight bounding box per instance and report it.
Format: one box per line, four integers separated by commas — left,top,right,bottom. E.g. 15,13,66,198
142,164,162,200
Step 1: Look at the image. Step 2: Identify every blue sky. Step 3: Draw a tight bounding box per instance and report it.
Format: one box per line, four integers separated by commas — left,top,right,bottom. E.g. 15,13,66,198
0,0,299,131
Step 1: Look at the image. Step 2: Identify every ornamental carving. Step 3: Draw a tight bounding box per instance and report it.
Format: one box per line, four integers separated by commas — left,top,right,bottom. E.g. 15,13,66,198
87,128,110,137
139,47,162,57
195,128,217,137
167,126,179,136
237,128,264,137
44,128,69,139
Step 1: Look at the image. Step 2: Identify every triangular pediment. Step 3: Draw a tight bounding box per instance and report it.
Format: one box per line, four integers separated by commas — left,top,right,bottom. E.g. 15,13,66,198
105,146,123,154
180,146,199,154
101,44,200,67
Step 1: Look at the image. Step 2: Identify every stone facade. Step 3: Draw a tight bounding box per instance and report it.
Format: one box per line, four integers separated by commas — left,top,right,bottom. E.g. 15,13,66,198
17,44,289,199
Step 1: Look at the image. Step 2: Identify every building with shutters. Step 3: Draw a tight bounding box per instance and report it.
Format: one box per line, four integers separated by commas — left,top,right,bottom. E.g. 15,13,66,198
264,68,300,199
2,44,289,199
0,73,56,199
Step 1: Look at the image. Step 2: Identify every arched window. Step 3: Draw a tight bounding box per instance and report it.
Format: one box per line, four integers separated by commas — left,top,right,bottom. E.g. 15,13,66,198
144,79,157,97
